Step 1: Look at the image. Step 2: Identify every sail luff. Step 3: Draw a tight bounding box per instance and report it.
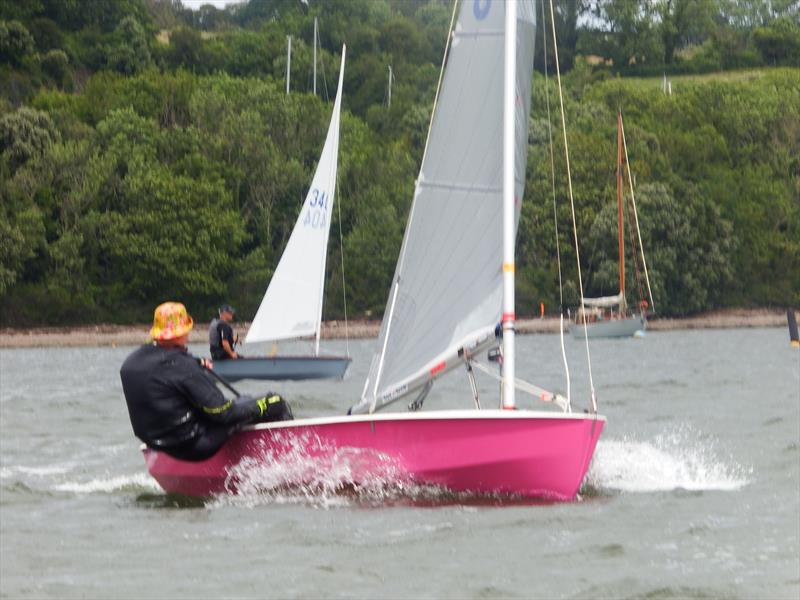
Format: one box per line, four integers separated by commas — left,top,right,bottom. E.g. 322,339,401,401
313,45,346,356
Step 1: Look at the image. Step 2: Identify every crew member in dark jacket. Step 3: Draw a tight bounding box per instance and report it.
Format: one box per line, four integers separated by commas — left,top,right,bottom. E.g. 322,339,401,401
120,302,292,461
209,304,238,360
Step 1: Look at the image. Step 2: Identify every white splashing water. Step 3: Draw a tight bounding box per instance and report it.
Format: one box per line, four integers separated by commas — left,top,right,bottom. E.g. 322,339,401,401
586,426,751,493
212,431,437,508
53,472,161,494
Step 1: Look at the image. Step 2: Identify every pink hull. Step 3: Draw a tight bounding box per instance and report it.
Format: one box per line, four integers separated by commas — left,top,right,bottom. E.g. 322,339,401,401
143,411,605,501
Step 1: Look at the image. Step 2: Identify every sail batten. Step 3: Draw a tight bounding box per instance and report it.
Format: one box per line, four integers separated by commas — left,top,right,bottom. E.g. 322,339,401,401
418,180,503,194
354,1,535,413
454,30,504,38
246,47,346,345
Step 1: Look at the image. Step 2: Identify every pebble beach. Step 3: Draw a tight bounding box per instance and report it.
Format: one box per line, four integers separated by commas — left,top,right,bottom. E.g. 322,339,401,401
0,309,791,348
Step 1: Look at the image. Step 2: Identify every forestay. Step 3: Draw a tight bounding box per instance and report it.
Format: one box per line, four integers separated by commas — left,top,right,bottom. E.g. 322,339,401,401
246,47,346,347
354,1,536,413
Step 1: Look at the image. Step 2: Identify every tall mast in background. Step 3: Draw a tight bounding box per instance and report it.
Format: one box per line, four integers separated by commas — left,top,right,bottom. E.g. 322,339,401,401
313,16,318,96
286,35,292,94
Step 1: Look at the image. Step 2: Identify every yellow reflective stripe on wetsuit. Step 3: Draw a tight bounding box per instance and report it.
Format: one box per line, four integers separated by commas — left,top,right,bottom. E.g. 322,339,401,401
256,395,281,416
202,399,233,415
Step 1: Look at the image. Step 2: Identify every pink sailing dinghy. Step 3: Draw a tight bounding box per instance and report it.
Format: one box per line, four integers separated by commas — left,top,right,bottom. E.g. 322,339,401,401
142,0,605,501
145,412,603,500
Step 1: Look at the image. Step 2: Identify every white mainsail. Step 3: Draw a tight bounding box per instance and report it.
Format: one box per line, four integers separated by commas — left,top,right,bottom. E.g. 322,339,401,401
354,1,536,413
246,46,346,349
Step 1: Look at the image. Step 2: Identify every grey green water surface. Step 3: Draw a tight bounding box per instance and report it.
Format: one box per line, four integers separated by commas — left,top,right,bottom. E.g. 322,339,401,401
1,328,798,599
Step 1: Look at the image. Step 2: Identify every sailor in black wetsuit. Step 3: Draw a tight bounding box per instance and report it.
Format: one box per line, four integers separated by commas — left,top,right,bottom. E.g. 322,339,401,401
120,302,292,461
209,303,238,361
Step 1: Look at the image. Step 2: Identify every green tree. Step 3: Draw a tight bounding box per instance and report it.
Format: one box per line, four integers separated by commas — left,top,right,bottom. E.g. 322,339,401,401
165,26,203,70
27,16,63,51
535,0,591,72
84,164,246,313
0,193,45,295
37,0,151,33
379,15,430,66
656,0,715,65
107,16,152,75
0,107,60,171
0,20,34,66
40,48,69,84
753,17,800,65
585,183,733,315
590,0,662,67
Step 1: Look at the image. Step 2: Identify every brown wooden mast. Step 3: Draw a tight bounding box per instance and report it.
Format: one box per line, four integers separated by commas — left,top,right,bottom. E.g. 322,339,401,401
616,110,625,310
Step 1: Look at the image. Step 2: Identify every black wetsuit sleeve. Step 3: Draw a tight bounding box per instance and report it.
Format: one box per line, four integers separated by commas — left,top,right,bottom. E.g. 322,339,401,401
219,322,233,347
177,359,261,426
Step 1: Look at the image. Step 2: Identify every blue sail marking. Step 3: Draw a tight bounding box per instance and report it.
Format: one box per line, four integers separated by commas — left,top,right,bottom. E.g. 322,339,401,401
473,0,491,20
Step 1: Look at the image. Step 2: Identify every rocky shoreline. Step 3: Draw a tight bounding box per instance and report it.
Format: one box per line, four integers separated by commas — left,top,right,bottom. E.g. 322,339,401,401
0,309,791,349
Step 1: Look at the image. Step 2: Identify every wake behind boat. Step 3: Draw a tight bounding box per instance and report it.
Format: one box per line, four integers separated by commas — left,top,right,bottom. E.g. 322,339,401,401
144,0,604,501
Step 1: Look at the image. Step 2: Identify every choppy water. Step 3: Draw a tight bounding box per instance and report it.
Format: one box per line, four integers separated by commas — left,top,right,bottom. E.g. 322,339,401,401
1,328,798,599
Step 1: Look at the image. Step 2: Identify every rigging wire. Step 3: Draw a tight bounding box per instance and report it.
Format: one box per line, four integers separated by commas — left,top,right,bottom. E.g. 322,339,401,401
623,162,647,310
548,0,597,413
470,359,569,413
541,0,571,411
626,195,647,308
616,115,646,308
620,115,656,313
336,174,350,356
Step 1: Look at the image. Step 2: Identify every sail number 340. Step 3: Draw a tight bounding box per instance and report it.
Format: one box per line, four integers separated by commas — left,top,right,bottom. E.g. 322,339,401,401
303,189,329,229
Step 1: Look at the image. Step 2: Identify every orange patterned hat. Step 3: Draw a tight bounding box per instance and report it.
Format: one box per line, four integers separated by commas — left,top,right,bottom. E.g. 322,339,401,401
150,302,194,341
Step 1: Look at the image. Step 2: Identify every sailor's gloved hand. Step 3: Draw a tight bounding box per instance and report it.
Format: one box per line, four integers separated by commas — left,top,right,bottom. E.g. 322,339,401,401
255,394,294,422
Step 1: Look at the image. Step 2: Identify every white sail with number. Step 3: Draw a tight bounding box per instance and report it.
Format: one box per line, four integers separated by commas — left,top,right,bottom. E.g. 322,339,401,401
353,1,536,413
246,46,346,347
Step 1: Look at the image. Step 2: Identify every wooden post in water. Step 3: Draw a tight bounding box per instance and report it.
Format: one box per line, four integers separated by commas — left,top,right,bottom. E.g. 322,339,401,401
788,309,799,347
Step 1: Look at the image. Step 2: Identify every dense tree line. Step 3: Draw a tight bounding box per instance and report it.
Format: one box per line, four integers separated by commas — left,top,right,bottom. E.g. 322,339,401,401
0,0,798,326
